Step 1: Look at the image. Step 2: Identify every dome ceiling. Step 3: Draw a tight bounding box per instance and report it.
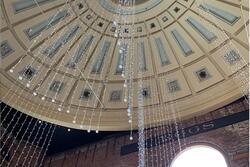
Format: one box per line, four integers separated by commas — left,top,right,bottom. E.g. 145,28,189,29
0,0,249,131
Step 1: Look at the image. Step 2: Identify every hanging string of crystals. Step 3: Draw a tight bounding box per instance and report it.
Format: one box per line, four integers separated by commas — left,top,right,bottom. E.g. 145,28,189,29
113,0,134,140
137,36,146,166
126,46,134,141
119,0,148,165
125,1,135,141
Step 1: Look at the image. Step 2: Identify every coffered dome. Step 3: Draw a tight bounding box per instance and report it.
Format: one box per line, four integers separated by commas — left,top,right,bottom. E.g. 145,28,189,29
0,0,248,131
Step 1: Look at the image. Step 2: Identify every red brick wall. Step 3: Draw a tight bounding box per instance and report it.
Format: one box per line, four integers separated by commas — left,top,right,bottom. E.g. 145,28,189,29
44,98,249,167
0,128,43,167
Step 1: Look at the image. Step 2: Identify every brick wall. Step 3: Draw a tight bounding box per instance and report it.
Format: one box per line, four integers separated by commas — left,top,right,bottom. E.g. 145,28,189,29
0,127,43,167
44,98,249,167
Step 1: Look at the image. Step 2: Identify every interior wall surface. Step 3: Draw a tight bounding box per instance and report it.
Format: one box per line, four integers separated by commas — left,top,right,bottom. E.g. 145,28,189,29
43,98,249,167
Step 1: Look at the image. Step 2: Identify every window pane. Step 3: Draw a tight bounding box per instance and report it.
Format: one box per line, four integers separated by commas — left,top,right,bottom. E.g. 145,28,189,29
171,146,228,167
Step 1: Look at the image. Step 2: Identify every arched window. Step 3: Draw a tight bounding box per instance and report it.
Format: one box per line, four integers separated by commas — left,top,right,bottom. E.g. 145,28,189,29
171,145,228,167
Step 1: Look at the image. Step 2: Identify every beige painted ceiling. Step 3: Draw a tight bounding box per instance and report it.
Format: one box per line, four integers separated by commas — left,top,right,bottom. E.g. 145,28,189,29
0,0,249,131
